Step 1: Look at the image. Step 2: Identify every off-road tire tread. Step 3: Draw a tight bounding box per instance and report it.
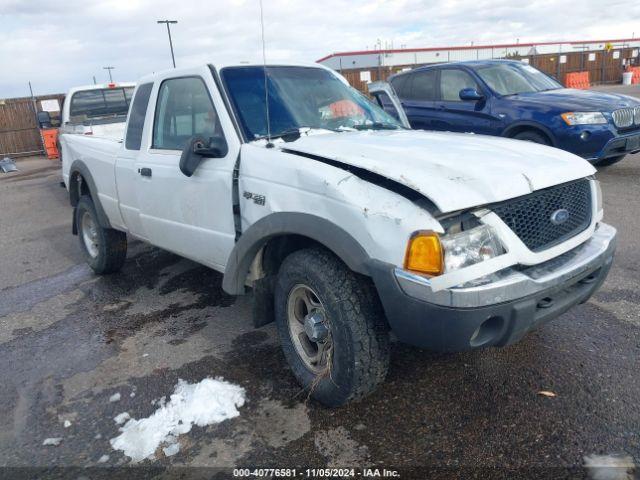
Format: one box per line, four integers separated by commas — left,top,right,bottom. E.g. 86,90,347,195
76,195,127,274
275,247,390,406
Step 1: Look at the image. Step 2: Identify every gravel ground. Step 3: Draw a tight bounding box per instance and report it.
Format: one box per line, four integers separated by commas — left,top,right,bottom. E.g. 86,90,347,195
0,140,639,479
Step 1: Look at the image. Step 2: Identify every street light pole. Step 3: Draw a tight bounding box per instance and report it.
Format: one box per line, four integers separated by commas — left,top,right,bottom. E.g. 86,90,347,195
103,66,115,82
157,20,178,68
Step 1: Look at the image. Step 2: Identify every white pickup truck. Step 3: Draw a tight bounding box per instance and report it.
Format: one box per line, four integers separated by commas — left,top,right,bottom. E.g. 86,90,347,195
59,82,135,139
61,62,616,406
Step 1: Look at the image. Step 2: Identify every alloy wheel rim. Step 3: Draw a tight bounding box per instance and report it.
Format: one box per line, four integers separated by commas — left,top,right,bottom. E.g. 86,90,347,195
81,211,99,259
286,284,332,374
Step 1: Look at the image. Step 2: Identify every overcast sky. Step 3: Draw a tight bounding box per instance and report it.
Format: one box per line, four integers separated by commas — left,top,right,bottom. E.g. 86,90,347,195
1,0,638,98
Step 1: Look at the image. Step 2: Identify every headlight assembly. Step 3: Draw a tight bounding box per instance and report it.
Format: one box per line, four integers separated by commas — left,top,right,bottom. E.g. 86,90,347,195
404,225,504,276
561,112,607,126
441,224,505,272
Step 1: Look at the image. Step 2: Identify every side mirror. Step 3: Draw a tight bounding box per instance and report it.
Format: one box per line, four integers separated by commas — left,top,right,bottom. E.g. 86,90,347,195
459,88,484,101
179,136,228,177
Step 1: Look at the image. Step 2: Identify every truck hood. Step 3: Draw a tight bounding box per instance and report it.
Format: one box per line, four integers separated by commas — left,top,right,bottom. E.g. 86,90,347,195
507,88,640,111
281,129,595,213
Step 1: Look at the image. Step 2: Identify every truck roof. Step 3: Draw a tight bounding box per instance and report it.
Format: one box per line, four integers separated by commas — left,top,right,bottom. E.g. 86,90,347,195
66,82,136,96
136,62,338,85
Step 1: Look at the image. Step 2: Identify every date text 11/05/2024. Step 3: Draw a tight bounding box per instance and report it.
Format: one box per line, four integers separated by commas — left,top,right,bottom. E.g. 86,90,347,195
232,468,401,477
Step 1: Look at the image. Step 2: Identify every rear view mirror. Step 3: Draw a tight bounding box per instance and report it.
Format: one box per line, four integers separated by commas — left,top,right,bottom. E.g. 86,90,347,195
179,136,228,177
459,88,484,101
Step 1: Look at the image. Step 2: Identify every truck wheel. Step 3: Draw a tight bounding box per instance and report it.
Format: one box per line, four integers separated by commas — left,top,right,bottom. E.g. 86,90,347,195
76,195,127,274
274,247,390,407
512,130,550,145
593,155,625,167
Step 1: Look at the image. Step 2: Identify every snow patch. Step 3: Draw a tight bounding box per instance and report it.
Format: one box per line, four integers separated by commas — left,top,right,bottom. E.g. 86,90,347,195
63,420,71,428
163,443,180,457
584,454,635,480
109,392,121,403
114,412,130,425
110,378,245,463
98,455,109,463
42,437,62,446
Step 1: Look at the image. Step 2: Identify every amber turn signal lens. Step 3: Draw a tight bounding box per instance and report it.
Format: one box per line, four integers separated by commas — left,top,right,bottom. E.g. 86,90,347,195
404,232,443,276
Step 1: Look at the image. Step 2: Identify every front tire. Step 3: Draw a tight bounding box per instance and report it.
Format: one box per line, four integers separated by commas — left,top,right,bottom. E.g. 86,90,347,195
274,247,390,407
76,195,127,274
512,130,550,145
593,155,625,167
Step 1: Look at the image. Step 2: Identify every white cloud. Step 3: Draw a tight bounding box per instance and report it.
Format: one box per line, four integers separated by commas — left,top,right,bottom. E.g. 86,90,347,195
0,0,637,97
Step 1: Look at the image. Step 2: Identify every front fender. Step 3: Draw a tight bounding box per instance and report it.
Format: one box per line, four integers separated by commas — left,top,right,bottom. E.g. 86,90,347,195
222,212,371,295
501,121,558,147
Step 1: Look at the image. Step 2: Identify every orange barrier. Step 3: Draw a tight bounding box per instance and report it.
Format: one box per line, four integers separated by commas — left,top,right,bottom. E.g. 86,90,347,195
565,71,590,90
631,67,640,85
41,128,59,160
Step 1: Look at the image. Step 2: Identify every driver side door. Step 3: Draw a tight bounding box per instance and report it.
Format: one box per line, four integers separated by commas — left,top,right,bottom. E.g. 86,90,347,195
135,74,238,270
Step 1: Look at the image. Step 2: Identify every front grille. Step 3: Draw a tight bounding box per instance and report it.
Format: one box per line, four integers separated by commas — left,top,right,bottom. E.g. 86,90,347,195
491,179,592,252
635,106,640,125
612,108,635,128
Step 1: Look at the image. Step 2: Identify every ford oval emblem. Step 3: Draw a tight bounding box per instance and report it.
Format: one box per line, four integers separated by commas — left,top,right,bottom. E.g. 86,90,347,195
551,208,570,225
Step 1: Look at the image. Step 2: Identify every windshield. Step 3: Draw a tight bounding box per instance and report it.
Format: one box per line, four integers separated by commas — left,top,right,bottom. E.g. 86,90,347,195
473,63,562,96
69,87,134,121
221,66,403,140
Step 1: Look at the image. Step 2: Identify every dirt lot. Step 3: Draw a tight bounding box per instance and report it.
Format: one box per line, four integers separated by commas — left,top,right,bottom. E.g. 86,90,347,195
1,142,639,477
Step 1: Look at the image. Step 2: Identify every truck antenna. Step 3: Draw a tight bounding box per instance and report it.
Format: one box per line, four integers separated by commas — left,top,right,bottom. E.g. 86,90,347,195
259,0,273,148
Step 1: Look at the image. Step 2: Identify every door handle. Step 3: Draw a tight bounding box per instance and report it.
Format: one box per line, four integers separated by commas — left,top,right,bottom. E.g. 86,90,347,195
138,167,152,178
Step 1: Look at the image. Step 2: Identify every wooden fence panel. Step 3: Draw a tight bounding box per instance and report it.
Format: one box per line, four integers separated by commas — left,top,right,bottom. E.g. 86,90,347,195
0,94,64,157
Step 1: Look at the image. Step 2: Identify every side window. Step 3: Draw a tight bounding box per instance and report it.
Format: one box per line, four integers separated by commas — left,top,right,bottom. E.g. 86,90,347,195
407,70,438,101
390,74,411,99
373,92,400,121
125,83,153,151
152,77,225,151
440,69,479,101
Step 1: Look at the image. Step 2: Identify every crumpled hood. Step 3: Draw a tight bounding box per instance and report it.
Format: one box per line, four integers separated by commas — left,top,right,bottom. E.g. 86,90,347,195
281,129,595,213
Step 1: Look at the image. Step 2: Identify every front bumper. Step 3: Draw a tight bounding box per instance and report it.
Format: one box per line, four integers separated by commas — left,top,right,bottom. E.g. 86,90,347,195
590,131,640,161
555,123,640,161
368,223,616,352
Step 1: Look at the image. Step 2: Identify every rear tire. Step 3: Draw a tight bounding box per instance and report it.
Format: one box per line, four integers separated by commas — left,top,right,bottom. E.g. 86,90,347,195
274,247,390,407
592,155,625,167
512,130,551,145
76,195,127,274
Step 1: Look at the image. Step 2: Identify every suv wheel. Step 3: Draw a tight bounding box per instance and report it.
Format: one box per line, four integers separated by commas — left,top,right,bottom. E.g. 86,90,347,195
512,130,550,145
76,195,127,274
274,247,390,407
593,155,625,167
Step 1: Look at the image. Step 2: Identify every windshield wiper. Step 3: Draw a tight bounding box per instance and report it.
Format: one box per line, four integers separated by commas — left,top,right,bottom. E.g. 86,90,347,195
351,122,400,131
255,127,337,143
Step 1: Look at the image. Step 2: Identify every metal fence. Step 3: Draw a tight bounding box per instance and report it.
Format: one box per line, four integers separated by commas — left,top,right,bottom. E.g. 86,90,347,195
322,40,640,93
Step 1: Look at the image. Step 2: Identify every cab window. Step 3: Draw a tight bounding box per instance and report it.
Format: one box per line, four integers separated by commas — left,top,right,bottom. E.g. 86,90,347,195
152,76,226,151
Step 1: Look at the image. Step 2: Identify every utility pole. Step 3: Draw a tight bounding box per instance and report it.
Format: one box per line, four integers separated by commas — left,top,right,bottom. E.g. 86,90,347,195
157,20,178,68
103,66,115,82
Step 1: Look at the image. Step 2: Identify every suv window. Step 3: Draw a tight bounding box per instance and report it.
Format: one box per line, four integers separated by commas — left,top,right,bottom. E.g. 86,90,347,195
407,70,438,101
390,74,411,99
440,69,479,101
125,83,153,151
152,77,224,150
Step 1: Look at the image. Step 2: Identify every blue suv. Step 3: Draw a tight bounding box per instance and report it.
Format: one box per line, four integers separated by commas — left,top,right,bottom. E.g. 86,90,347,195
384,60,640,167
